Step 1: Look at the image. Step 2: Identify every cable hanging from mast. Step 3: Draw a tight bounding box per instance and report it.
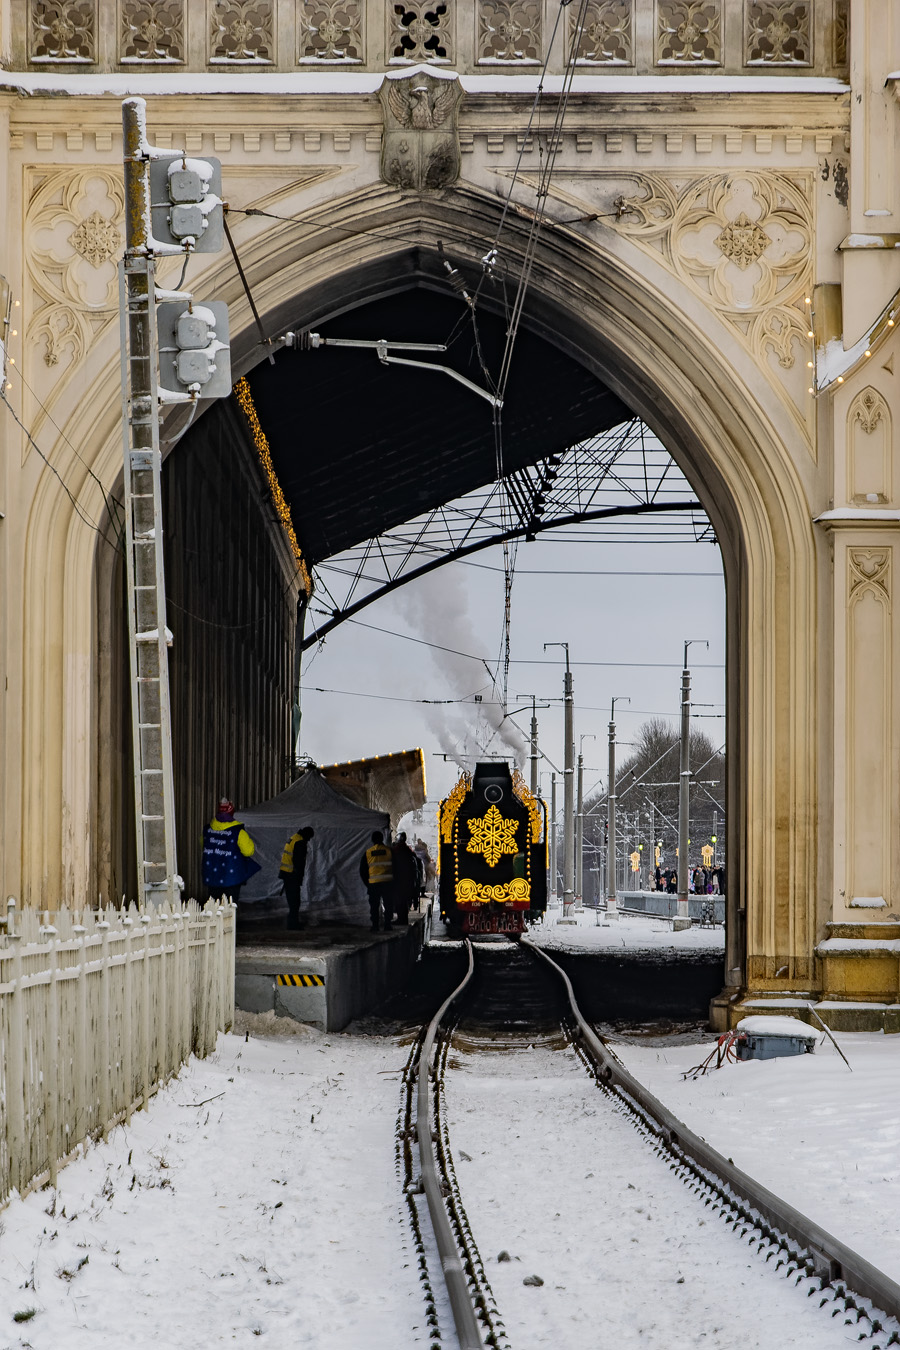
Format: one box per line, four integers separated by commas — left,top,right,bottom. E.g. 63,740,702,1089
483,0,593,711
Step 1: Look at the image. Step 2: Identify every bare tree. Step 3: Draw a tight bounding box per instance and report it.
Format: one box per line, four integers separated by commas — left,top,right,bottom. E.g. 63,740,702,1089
579,718,725,897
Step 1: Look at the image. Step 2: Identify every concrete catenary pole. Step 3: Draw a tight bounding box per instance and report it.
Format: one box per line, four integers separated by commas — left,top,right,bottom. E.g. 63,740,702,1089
544,643,575,916
530,695,540,798
563,664,575,916
606,696,629,920
549,773,557,902
677,640,708,922
576,733,595,910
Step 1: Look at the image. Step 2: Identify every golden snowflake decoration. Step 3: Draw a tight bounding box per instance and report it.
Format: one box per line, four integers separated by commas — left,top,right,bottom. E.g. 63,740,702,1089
466,804,519,868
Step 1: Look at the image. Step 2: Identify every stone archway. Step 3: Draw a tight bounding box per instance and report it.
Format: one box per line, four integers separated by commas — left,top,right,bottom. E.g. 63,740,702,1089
18,181,820,1017
218,185,820,1009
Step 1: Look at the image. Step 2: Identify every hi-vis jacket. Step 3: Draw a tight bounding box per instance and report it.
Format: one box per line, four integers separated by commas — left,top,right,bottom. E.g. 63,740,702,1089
360,844,393,887
280,833,308,881
201,818,261,889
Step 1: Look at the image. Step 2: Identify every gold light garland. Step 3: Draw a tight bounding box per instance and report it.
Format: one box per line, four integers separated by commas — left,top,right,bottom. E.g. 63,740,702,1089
234,376,311,594
512,769,543,844
455,877,530,905
440,773,469,843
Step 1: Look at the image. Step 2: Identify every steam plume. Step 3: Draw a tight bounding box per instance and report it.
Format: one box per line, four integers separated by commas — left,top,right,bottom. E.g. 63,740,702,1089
395,571,527,769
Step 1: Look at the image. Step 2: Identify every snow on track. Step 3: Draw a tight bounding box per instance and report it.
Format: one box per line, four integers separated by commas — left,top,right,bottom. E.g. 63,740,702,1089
0,1017,422,1349
443,1040,862,1350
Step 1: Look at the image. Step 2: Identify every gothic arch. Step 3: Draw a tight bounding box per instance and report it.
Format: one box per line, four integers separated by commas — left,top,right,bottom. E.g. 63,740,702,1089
18,182,820,997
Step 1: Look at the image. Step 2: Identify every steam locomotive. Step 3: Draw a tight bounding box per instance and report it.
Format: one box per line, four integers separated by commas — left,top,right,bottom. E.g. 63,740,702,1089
438,762,547,935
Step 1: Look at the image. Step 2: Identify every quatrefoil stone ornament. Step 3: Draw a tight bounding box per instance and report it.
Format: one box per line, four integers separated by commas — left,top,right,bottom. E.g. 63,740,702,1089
68,211,121,269
714,213,771,269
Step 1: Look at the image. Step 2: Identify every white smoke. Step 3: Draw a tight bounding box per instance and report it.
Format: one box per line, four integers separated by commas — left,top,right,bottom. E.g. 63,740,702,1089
395,570,527,770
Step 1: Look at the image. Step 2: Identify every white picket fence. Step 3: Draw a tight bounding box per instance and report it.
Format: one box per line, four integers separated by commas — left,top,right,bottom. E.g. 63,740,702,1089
0,898,235,1208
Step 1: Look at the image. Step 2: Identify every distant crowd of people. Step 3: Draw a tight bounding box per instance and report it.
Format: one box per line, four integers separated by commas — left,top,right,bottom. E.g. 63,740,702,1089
652,865,725,895
200,798,433,932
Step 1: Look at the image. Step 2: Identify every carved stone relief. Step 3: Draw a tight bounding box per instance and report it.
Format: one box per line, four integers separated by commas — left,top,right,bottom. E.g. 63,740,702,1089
209,0,274,62
848,388,892,505
847,546,892,903
849,548,891,602
613,173,810,325
26,170,124,380
31,306,84,370
656,1,721,65
571,0,632,65
832,0,848,67
298,0,364,62
390,1,452,61
528,169,814,422
68,210,121,268
745,2,811,66
30,0,97,62
477,0,541,63
852,388,888,436
121,0,185,63
379,69,462,189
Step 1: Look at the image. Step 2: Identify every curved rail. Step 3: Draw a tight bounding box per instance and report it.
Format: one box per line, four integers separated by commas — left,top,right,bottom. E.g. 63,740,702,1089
416,939,484,1350
525,937,900,1327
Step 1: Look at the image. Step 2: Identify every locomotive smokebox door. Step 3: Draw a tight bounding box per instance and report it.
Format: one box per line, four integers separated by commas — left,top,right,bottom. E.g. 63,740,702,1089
474,764,513,813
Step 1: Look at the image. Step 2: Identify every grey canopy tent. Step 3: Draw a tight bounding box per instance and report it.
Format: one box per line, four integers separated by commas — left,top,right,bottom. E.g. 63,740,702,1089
238,769,390,925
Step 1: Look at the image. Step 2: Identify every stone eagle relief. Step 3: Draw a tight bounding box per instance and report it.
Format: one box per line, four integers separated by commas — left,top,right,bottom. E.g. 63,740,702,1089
379,68,463,191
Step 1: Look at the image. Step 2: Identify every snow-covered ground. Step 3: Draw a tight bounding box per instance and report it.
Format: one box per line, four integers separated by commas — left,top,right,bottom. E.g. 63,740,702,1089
443,1040,864,1350
2,995,898,1348
531,905,725,954
614,1030,900,1284
0,1016,421,1349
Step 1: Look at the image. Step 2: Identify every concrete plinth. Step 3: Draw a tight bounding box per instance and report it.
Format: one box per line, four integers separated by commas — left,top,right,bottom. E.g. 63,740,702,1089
234,913,425,1031
727,996,900,1034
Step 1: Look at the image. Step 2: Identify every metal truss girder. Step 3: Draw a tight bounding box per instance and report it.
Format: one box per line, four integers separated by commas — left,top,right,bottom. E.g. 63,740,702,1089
302,498,701,650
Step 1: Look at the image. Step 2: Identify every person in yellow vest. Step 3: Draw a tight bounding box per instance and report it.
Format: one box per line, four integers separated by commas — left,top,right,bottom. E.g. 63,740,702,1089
360,830,394,932
201,798,260,902
279,825,315,931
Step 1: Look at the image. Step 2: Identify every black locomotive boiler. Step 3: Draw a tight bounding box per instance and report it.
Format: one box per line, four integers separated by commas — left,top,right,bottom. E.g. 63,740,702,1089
438,761,547,935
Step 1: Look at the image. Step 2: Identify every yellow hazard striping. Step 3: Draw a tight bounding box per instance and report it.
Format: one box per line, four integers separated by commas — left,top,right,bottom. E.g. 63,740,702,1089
277,973,325,987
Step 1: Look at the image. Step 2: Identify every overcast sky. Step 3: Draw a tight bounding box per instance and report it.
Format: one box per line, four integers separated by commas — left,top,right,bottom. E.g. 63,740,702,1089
298,529,726,825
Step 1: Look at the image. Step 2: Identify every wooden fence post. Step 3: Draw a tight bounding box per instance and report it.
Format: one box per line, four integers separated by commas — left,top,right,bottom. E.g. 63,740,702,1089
5,931,26,1198
42,918,59,1189
201,904,213,1055
158,907,170,1080
72,915,89,1143
122,911,135,1121
97,918,111,1137
140,911,152,1108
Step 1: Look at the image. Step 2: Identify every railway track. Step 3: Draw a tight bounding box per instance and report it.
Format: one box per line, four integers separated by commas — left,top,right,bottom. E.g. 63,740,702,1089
398,936,900,1349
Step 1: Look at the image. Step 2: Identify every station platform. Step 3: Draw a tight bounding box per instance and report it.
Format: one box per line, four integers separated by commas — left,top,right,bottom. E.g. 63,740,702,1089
234,910,427,1031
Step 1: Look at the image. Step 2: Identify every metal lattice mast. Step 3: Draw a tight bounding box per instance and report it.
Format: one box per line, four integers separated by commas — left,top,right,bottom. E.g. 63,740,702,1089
120,98,179,906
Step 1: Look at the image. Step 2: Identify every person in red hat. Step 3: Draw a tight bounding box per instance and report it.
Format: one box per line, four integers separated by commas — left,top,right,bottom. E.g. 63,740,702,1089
201,797,260,902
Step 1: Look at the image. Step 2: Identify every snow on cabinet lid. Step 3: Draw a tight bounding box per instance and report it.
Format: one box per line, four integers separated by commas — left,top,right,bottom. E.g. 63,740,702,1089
736,1015,817,1040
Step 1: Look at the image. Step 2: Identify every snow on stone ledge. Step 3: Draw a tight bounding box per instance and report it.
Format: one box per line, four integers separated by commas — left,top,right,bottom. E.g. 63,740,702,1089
736,1015,817,1039
816,936,900,953
0,70,851,98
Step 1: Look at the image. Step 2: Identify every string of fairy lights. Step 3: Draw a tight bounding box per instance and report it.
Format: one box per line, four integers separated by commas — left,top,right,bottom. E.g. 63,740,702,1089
233,375,312,595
